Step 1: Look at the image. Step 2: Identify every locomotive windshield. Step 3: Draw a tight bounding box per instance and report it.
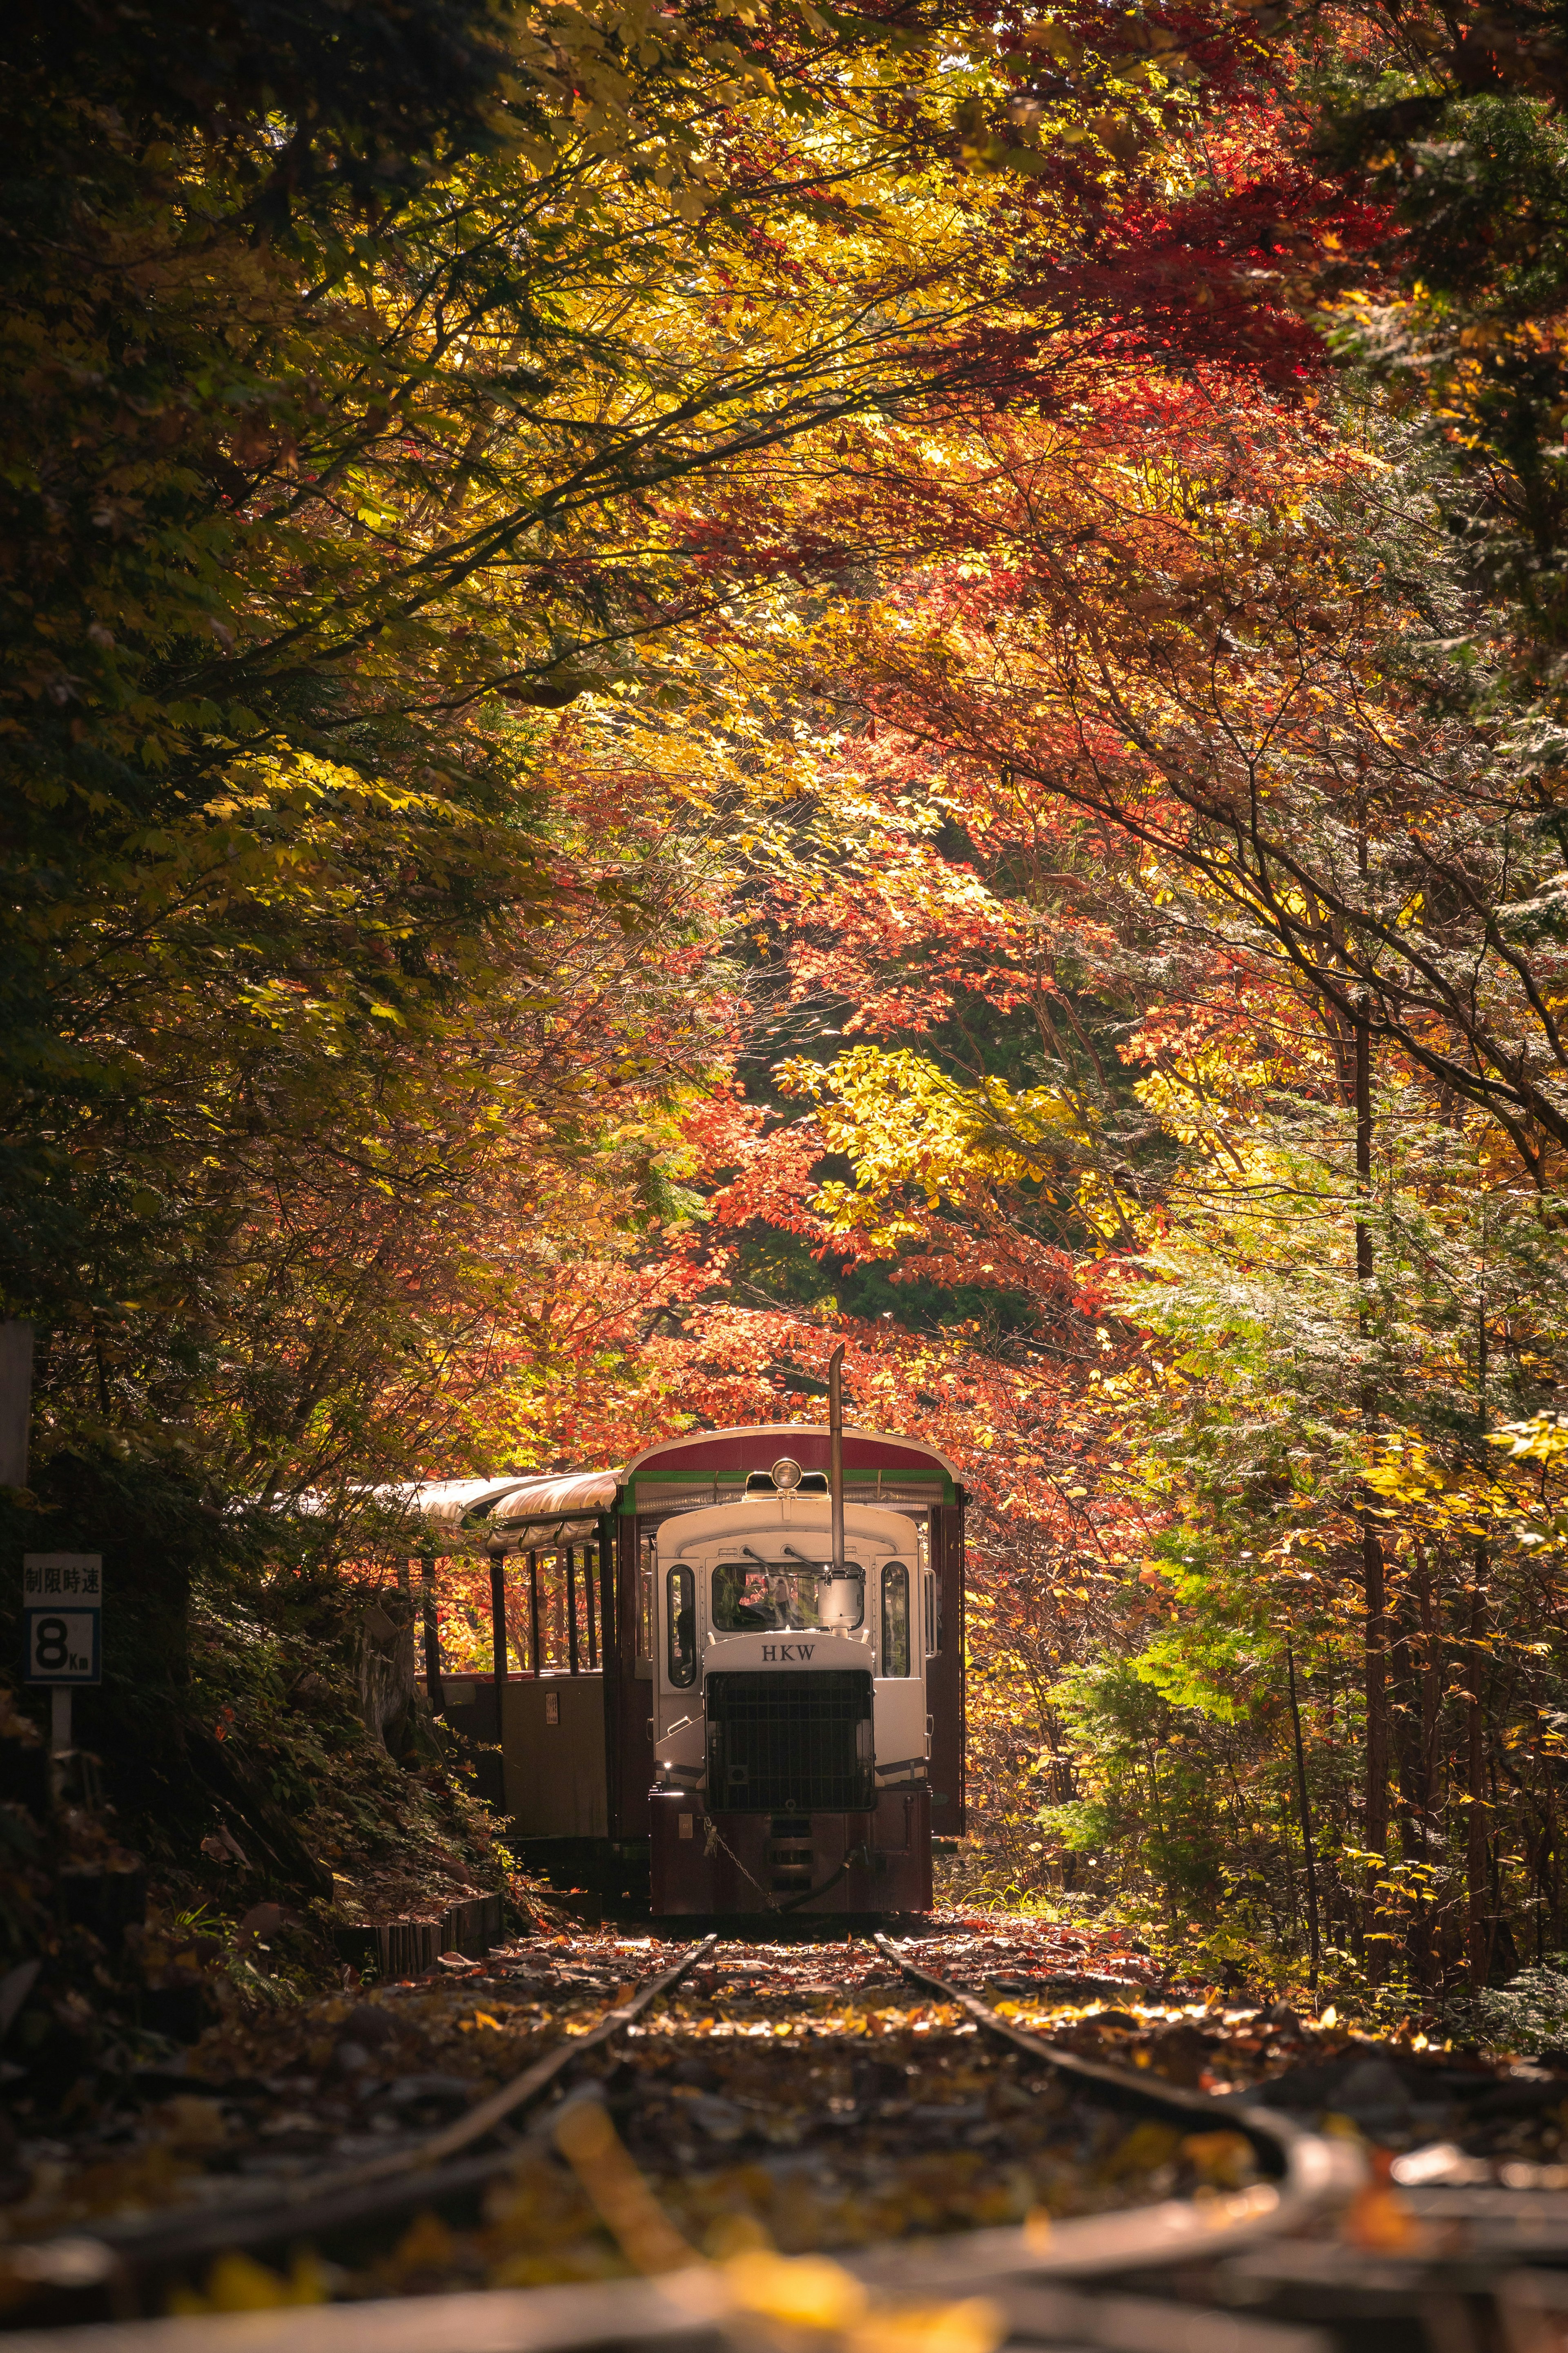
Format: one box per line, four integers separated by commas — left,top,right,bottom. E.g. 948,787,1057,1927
712,1560,864,1633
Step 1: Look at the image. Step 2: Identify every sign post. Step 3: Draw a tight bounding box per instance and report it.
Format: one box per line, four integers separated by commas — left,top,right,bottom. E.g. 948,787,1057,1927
0,1321,33,1488
23,1554,102,1754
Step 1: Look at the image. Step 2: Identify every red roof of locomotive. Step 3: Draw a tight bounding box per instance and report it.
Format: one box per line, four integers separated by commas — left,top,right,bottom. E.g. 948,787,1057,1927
623,1423,957,1482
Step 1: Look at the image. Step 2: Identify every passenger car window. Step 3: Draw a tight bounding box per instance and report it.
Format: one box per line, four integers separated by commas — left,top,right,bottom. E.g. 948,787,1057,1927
880,1562,911,1677
667,1563,696,1687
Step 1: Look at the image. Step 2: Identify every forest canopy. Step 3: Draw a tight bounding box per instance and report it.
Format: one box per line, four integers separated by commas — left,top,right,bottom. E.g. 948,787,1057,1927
6,0,1568,2005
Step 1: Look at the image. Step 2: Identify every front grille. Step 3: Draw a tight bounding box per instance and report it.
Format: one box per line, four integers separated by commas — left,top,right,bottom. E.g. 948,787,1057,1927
706,1671,873,1814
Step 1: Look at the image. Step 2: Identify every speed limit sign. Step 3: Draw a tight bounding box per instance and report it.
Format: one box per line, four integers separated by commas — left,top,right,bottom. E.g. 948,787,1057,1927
22,1555,101,1685
25,1610,99,1682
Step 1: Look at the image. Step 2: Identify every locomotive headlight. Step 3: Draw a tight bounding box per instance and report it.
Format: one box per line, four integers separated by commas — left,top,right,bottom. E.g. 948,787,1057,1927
771,1456,803,1491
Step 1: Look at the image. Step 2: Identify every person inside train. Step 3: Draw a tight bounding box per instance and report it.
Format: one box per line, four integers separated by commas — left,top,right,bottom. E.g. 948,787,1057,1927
767,1567,802,1628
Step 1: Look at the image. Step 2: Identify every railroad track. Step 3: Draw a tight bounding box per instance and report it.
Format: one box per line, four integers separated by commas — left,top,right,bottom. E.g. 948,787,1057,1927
3,1935,1563,2353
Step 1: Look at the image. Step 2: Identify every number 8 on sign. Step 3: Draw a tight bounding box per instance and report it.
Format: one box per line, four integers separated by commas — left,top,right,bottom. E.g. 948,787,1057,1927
23,1608,100,1684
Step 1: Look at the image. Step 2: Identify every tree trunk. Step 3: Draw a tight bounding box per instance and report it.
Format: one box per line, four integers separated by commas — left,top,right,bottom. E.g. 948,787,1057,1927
1467,1543,1491,1987
356,1591,417,1751
1391,1585,1433,1986
1355,1006,1390,1977
1468,1305,1491,1989
1285,1636,1322,1990
1414,1541,1444,1882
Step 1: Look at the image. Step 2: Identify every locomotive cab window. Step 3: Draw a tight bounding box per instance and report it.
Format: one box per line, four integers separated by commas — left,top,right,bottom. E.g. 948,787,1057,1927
666,1563,696,1687
712,1561,863,1633
880,1561,911,1677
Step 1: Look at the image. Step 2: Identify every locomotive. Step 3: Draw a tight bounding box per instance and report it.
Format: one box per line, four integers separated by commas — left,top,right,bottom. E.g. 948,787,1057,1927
393,1373,965,1916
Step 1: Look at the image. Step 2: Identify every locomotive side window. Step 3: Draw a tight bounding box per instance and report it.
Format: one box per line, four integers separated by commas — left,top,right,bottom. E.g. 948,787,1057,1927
918,1521,940,1651
880,1562,911,1676
712,1561,863,1633
667,1563,697,1687
637,1535,655,1671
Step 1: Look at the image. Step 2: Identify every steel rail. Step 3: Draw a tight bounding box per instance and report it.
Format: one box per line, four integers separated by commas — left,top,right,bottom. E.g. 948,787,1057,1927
866,1931,1358,2283
7,1936,718,2295
413,1932,716,2171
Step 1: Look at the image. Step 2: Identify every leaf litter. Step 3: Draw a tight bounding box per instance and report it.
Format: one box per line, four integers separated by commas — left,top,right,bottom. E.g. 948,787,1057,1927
3,1913,1566,2319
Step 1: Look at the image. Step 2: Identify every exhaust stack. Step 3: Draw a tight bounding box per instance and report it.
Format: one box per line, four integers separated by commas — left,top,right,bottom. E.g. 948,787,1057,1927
828,1343,845,1570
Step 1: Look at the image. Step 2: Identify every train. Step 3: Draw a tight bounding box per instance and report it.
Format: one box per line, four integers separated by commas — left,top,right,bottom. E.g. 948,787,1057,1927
392,1378,965,1916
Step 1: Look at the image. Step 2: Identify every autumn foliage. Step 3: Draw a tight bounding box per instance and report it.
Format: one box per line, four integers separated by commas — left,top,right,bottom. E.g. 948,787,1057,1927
7,0,1568,2009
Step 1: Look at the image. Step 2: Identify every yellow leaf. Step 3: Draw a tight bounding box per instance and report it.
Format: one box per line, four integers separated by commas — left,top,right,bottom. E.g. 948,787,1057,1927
726,2248,867,2330
853,2305,1004,2353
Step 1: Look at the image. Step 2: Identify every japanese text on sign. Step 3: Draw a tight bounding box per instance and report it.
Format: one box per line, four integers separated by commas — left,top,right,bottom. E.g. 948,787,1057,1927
23,1556,102,1600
